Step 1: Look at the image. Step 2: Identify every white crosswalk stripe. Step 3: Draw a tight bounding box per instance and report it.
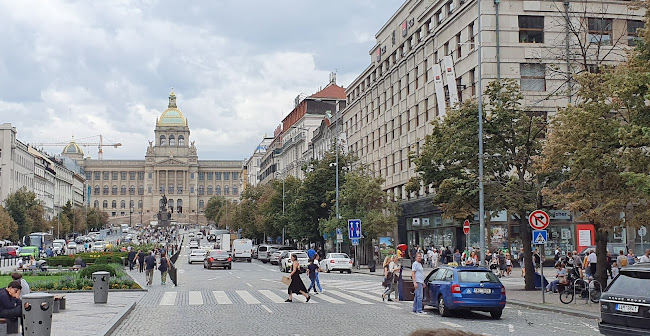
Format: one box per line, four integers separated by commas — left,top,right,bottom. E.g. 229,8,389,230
236,290,261,304
189,291,203,305
213,291,232,304
258,290,286,303
311,293,344,304
326,290,373,304
160,292,177,305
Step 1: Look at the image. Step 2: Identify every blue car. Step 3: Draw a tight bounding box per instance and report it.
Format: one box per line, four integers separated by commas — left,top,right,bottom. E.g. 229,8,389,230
423,265,506,319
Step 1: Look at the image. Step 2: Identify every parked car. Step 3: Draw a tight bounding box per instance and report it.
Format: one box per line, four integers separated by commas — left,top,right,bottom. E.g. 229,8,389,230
279,251,309,273
188,249,208,264
6,246,18,257
204,250,232,269
321,253,353,273
599,262,650,335
423,266,506,319
66,242,78,252
18,246,39,259
0,248,12,259
189,240,199,249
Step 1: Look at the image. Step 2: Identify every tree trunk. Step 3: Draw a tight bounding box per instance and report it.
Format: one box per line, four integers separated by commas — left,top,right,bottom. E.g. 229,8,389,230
519,214,536,290
594,224,609,291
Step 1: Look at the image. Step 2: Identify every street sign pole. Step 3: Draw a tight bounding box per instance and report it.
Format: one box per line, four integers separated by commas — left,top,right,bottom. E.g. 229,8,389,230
539,245,540,303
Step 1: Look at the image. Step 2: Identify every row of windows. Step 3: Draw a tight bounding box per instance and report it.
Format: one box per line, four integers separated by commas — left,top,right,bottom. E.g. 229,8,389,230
197,172,239,181
159,135,185,146
91,184,239,196
88,171,145,181
94,185,144,195
93,199,208,210
519,16,644,47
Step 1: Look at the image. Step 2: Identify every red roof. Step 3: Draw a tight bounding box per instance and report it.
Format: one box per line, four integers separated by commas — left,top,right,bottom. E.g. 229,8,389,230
309,83,346,99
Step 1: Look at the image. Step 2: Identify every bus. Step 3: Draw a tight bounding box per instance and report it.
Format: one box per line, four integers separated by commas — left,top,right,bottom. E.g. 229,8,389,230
22,232,54,249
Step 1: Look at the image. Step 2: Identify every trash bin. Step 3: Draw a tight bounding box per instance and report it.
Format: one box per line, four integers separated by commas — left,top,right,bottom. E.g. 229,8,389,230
368,259,376,272
22,292,54,336
92,271,110,303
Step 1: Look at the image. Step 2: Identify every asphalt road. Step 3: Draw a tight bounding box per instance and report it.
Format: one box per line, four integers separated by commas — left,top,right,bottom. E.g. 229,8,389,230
111,233,601,336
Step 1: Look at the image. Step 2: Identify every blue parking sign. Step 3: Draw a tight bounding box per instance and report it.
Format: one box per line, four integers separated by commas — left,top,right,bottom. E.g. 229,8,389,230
348,219,361,239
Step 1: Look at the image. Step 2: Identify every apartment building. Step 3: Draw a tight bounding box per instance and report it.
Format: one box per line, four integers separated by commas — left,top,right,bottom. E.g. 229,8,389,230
341,0,643,253
245,136,274,189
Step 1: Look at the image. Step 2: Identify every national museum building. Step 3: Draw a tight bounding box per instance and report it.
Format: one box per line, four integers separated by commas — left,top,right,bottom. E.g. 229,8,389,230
62,91,243,225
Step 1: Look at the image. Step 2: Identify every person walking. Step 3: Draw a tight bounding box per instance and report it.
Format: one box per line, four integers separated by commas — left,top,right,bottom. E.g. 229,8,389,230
127,249,137,271
586,250,597,279
286,254,310,302
627,249,637,265
431,249,439,268
306,257,322,294
159,253,171,285
453,249,461,264
383,255,400,302
144,251,156,286
640,249,650,263
411,253,426,315
518,248,526,276
498,251,507,277
137,250,146,273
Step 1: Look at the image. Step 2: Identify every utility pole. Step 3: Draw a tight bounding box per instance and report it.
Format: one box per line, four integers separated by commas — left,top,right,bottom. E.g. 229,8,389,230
477,0,486,266
335,109,340,253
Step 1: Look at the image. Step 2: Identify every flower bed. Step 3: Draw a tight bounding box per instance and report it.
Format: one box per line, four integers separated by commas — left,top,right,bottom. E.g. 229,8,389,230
45,252,127,267
19,264,141,291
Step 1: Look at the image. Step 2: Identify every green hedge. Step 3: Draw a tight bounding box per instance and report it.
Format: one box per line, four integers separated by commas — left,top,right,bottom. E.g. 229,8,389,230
45,252,127,267
79,264,117,279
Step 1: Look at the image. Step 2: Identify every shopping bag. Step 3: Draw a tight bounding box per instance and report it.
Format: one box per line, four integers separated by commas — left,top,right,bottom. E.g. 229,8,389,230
281,276,291,286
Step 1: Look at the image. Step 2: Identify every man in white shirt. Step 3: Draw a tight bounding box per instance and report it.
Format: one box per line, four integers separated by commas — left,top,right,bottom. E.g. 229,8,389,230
411,253,426,315
639,249,650,263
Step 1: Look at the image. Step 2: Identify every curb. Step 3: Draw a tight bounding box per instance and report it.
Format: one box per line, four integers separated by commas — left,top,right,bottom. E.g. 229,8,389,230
97,296,140,336
506,299,600,319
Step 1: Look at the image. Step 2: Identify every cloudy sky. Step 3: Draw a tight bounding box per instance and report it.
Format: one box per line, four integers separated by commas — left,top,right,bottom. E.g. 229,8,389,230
0,0,399,160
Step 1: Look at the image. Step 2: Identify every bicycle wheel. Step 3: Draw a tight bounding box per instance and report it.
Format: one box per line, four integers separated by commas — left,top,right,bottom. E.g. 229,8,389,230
590,289,601,303
559,290,574,304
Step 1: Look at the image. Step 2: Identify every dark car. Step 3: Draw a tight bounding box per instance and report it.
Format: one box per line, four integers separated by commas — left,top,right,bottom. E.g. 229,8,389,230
423,266,506,319
599,262,650,335
0,248,10,258
204,250,232,270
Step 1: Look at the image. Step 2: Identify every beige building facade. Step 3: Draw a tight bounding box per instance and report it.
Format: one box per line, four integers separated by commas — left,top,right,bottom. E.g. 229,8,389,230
340,0,644,251
69,91,243,225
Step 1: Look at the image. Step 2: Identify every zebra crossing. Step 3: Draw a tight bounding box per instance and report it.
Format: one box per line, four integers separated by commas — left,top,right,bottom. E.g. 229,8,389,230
154,287,401,307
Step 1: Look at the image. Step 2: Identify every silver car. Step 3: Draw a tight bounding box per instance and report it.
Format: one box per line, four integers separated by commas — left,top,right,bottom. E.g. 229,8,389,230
188,249,208,264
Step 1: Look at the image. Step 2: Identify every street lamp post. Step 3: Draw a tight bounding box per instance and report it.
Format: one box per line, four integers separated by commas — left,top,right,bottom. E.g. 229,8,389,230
477,0,486,266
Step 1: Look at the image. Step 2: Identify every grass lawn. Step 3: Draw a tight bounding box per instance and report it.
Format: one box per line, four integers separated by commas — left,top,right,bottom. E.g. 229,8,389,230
0,275,66,288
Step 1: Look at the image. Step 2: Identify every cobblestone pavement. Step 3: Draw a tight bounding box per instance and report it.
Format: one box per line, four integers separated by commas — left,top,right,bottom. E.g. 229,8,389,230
110,236,601,336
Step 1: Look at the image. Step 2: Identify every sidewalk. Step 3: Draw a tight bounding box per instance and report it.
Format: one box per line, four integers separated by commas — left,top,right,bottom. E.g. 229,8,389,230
352,265,600,319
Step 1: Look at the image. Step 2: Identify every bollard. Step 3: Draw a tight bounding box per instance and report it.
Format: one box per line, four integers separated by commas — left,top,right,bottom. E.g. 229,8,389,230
92,271,110,303
22,292,54,336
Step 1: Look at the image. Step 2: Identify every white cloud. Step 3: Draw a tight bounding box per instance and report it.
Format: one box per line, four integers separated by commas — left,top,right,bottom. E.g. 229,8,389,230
0,0,397,160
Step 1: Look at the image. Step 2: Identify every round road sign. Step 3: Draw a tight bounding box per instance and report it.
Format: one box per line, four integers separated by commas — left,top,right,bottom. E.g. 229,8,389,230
463,220,470,235
639,226,647,237
529,210,550,230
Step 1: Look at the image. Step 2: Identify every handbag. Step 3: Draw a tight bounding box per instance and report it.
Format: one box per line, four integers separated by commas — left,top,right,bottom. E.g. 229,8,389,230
281,276,291,286
382,276,391,288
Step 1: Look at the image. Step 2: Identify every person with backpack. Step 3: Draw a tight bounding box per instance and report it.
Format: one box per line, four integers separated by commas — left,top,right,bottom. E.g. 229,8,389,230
617,250,628,268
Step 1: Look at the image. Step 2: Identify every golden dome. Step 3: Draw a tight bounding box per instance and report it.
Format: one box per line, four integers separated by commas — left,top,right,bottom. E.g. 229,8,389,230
62,141,84,156
157,108,187,126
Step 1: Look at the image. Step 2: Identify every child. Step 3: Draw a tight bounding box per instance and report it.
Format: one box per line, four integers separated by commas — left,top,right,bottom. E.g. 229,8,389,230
306,258,321,294
611,262,619,279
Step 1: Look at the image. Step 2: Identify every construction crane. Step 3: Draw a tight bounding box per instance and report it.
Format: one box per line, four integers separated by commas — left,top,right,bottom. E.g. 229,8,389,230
34,135,122,160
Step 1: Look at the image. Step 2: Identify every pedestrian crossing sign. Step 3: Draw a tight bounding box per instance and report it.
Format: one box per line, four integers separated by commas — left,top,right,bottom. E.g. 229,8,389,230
533,230,547,245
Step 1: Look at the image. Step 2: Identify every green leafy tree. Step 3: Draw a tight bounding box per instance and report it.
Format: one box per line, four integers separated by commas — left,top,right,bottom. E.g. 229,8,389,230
204,196,227,225
409,79,546,290
86,208,108,231
4,188,46,239
321,171,398,247
0,206,18,241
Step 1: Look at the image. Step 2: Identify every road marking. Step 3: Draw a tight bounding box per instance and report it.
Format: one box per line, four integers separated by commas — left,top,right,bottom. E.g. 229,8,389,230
188,291,203,305
229,271,233,275
261,304,273,313
440,321,462,328
293,294,316,303
236,290,261,304
212,291,232,304
258,290,286,303
326,290,373,304
236,276,241,279
246,283,252,287
509,324,514,333
160,292,177,305
312,293,344,304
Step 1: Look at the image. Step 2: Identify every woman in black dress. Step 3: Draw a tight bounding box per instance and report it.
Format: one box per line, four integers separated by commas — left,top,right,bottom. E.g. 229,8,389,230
286,254,311,302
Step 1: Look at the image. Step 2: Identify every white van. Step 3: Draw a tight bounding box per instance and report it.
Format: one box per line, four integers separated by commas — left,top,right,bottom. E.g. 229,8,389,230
232,239,253,262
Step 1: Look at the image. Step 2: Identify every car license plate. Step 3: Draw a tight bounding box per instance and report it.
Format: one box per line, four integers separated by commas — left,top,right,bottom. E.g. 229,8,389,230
217,258,226,261
615,304,639,313
474,288,491,294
